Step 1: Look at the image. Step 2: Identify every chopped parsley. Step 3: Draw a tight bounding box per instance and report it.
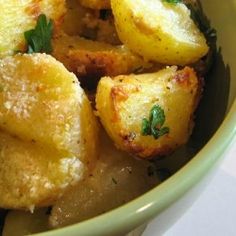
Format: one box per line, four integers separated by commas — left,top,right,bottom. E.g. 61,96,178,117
163,0,182,4
112,177,118,185
24,14,53,54
141,105,169,139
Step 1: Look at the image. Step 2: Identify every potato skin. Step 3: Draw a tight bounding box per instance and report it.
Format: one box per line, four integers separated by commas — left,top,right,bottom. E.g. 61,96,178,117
111,0,209,65
96,67,201,158
80,0,110,9
0,54,98,209
0,0,66,58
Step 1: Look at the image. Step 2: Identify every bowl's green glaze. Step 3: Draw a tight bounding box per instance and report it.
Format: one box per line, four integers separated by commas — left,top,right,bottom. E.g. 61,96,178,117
34,1,236,235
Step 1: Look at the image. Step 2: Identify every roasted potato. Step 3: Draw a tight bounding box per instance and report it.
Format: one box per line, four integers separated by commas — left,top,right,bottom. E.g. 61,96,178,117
52,32,151,88
96,67,201,158
0,54,98,209
80,0,110,9
111,0,209,65
0,0,66,58
0,131,87,210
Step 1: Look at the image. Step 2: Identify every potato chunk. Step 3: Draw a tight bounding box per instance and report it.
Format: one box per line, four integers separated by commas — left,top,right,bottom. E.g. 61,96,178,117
0,54,98,209
111,0,209,65
0,0,66,58
96,67,201,158
0,132,85,209
52,33,151,88
80,0,110,9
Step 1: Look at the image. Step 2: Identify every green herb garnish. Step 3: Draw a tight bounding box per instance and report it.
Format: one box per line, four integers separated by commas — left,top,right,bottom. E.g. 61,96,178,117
141,105,169,139
163,0,182,4
24,14,53,54
112,177,118,185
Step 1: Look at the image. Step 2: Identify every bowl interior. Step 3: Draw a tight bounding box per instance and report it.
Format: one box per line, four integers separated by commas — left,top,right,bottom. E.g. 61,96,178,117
3,1,236,236
147,1,233,178
48,1,236,235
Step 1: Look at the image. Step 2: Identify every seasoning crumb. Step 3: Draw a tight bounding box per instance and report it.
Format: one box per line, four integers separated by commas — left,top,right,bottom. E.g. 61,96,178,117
112,177,118,184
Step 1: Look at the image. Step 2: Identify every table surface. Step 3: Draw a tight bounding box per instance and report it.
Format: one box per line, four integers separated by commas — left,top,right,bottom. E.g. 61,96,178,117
143,140,236,236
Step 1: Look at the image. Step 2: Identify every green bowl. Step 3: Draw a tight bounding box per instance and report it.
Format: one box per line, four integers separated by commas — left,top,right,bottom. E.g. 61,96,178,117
35,1,236,235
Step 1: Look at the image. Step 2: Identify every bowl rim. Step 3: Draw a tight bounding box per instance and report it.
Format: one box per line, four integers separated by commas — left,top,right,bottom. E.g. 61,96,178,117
33,100,236,235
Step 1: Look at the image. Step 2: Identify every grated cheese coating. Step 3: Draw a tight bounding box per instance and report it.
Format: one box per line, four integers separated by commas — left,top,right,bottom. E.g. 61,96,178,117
0,54,98,209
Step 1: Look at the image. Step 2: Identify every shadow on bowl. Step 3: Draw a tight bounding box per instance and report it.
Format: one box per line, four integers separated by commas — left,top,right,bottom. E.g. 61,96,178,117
153,49,230,176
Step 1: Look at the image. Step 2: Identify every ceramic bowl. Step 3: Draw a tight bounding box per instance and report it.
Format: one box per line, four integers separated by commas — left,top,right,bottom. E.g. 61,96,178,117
34,1,236,235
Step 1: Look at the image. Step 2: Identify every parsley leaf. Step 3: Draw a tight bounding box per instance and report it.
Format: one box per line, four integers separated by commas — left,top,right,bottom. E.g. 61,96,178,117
141,118,150,136
163,0,182,4
112,177,118,184
24,14,53,54
141,105,169,139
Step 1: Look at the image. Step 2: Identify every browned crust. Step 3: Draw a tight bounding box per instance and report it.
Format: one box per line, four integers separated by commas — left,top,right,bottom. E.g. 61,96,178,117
80,0,111,9
69,50,118,76
110,83,140,122
25,0,41,20
119,131,175,159
133,16,156,35
25,0,66,26
173,67,195,87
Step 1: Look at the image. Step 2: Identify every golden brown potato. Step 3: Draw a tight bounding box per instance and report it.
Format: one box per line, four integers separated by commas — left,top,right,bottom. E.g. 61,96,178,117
80,0,110,9
0,54,98,209
52,32,151,88
96,67,201,158
111,0,209,65
0,54,98,164
0,131,86,210
0,0,66,58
